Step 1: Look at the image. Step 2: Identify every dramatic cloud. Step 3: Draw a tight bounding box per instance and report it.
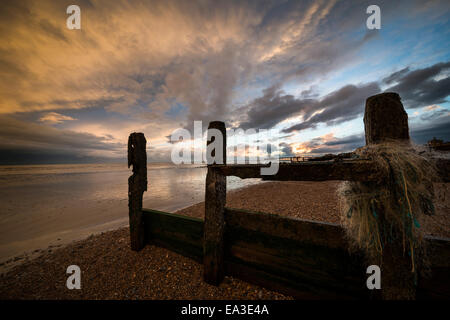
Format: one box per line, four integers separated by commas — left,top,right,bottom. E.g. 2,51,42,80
0,116,124,164
0,0,350,120
283,82,380,132
237,82,380,132
238,60,449,136
383,61,450,108
238,85,318,130
0,0,449,163
0,0,423,119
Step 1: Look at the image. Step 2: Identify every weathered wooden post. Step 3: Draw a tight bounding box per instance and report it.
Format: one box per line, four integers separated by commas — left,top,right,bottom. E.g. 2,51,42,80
203,121,227,285
364,92,410,144
364,92,415,300
128,132,147,251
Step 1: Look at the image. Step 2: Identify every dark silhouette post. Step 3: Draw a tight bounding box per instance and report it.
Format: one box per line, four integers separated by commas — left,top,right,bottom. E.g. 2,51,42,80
128,132,147,251
203,121,227,285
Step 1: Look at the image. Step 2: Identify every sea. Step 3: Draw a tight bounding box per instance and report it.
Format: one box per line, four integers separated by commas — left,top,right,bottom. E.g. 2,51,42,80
0,162,262,266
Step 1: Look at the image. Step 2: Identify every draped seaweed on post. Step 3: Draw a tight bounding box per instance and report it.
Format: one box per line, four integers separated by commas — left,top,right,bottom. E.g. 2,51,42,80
338,142,437,274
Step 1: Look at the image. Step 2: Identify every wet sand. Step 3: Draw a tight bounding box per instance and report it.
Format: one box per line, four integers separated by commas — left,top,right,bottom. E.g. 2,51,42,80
0,181,448,299
0,163,262,271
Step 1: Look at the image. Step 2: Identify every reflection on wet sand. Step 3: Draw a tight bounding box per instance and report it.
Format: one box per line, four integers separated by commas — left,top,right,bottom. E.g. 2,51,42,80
0,163,262,269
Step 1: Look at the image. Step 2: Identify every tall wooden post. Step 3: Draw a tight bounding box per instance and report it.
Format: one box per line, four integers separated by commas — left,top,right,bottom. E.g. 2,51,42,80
128,132,147,251
203,121,227,285
364,92,415,299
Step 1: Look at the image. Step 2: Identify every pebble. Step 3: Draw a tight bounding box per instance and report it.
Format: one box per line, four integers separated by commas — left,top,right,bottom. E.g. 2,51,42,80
1,181,447,299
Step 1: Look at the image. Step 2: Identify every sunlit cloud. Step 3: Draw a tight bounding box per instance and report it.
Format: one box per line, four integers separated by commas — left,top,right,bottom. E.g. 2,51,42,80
39,112,76,124
0,0,449,164
424,104,441,111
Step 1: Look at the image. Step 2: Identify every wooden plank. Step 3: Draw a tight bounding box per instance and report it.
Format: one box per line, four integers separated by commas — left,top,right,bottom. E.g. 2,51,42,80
225,207,348,249
142,209,203,262
212,160,383,182
224,225,367,299
225,208,450,299
224,208,367,298
203,121,227,285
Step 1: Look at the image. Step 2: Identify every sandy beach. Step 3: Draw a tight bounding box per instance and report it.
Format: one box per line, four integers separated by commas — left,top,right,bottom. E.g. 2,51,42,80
0,181,448,299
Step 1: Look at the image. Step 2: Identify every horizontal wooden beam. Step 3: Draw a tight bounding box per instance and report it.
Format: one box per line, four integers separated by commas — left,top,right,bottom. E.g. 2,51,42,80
211,160,383,182
211,158,450,182
225,207,348,249
142,209,203,262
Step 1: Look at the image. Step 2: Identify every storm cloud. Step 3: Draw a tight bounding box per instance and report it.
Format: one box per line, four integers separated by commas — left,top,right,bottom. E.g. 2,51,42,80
0,116,125,164
0,0,449,163
384,61,450,108
238,85,318,130
282,82,380,132
237,61,449,136
236,81,380,133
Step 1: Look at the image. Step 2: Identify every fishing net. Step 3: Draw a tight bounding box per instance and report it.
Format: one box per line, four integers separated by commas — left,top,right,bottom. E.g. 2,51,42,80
338,141,437,273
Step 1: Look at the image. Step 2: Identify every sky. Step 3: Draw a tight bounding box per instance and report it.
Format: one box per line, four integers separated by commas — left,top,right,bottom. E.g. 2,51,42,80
0,0,449,164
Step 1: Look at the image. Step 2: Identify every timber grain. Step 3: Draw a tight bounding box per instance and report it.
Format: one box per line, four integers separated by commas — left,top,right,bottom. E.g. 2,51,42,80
142,208,450,299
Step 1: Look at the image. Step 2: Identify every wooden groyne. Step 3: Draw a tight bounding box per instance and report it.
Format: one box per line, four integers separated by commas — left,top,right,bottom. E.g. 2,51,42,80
128,92,450,299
